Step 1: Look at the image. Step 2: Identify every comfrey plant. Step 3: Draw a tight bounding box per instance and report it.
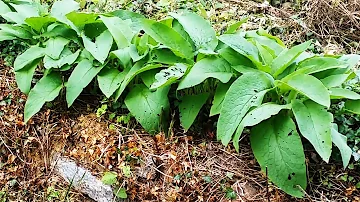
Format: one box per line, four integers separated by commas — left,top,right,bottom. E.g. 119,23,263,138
1,0,360,197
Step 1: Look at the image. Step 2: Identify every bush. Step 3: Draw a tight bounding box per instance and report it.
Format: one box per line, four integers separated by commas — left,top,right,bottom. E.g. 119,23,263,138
1,0,360,198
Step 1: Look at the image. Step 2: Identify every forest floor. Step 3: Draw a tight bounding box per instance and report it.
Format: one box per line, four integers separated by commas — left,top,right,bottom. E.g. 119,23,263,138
1,0,360,201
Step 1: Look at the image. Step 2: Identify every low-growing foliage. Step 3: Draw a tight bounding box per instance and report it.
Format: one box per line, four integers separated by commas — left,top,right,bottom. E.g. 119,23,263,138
1,0,360,198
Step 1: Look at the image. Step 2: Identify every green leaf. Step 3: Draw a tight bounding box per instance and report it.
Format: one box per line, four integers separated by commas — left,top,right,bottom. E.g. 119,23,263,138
114,188,127,199
292,100,333,162
44,48,80,69
140,69,159,88
218,46,254,67
331,127,352,169
151,64,187,89
66,12,98,30
14,60,39,94
217,72,273,145
111,47,132,68
233,103,290,152
124,84,170,134
219,34,260,66
82,30,113,64
170,10,217,51
329,88,360,100
25,16,56,32
100,15,133,49
110,9,145,33
0,24,32,39
172,20,195,50
271,41,311,77
250,114,306,198
46,37,70,59
141,19,193,59
224,17,248,34
10,3,40,18
320,74,349,88
14,46,45,71
2,12,27,24
283,74,330,107
114,63,162,100
344,100,360,114
149,48,188,65
66,60,104,107
255,40,274,66
24,72,63,123
177,57,232,90
97,68,126,98
179,93,209,131
296,57,348,75
0,1,11,15
50,0,80,26
101,172,117,185
210,82,231,116
0,31,17,41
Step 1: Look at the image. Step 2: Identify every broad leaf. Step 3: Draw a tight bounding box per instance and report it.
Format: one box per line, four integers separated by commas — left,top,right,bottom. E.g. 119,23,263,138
170,10,217,51
329,88,360,100
149,48,188,65
45,37,70,59
111,47,132,68
0,31,16,41
172,20,195,50
44,48,80,69
218,46,254,67
14,60,39,94
217,72,273,145
250,114,307,198
331,127,352,169
50,0,80,31
271,41,311,77
141,19,193,59
24,72,63,123
219,34,260,66
114,188,127,199
151,64,187,89
100,15,133,49
233,103,290,152
14,46,45,71
97,68,126,98
210,82,231,116
283,74,330,108
179,93,210,131
224,17,248,34
0,1,11,15
10,3,39,19
177,57,232,90
110,9,145,33
25,16,56,32
101,172,117,185
0,24,32,39
124,84,170,134
66,12,98,30
320,74,349,88
82,30,113,64
344,100,360,114
296,57,348,75
114,63,162,100
66,59,104,106
292,100,333,162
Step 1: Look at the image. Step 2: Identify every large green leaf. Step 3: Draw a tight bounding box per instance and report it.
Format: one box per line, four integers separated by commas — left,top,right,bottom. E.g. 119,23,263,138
50,0,80,28
114,63,162,100
172,19,195,50
14,60,39,94
283,74,330,107
45,37,70,59
149,48,188,65
24,72,63,123
10,3,39,19
66,12,98,29
25,16,56,32
179,93,209,131
217,72,273,145
110,9,145,33
82,30,113,64
14,46,45,71
329,88,360,100
292,100,333,162
66,59,104,106
218,46,254,67
250,114,306,198
295,57,348,75
0,1,11,15
233,103,290,152
0,31,16,41
170,10,217,51
111,47,132,68
331,127,352,169
141,19,193,59
44,48,80,69
124,84,170,134
1,12,26,24
209,82,231,116
344,100,360,114
151,64,187,89
97,67,126,98
177,57,232,90
320,74,349,88
0,24,32,39
100,15,133,49
271,41,311,77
